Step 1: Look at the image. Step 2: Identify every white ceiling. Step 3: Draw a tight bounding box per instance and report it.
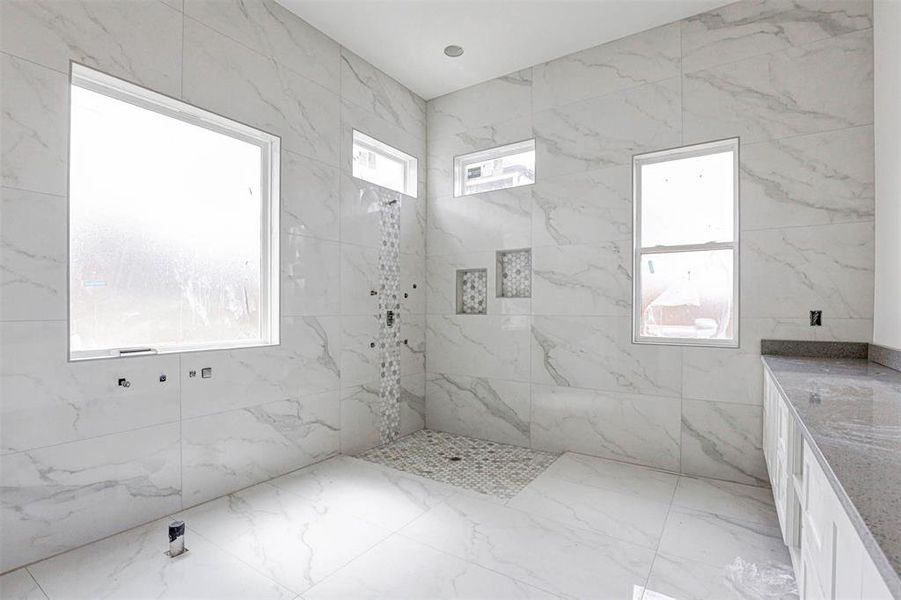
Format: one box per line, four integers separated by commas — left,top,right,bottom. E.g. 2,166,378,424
276,0,730,100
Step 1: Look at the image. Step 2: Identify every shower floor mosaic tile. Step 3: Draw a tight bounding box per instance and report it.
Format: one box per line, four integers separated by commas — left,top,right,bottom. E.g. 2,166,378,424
357,429,559,499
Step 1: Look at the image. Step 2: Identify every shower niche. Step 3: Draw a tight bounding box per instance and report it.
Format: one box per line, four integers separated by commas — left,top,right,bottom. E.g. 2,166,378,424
456,268,488,315
496,248,531,298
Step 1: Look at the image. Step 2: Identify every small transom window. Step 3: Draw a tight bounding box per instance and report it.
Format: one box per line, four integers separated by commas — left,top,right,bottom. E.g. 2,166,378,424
454,139,535,197
352,129,417,197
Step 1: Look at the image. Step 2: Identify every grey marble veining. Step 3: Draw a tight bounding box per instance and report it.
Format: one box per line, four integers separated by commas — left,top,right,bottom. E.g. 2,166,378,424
762,355,901,595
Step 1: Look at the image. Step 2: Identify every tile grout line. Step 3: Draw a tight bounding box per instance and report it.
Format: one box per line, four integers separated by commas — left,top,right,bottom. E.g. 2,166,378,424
638,475,682,600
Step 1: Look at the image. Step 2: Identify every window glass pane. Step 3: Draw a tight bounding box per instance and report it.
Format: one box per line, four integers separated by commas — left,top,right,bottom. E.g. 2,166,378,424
70,85,265,354
352,130,417,197
455,139,535,196
640,150,734,247
638,249,734,341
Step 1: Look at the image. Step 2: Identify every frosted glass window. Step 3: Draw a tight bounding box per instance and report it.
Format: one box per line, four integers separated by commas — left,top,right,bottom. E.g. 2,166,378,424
68,64,280,360
633,139,739,347
352,130,417,197
455,139,535,197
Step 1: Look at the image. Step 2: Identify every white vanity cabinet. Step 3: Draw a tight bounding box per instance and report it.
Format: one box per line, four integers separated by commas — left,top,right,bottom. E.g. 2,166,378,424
763,369,896,600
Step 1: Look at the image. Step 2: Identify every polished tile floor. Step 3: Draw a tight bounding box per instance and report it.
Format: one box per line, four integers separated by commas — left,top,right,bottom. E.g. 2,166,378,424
0,452,798,600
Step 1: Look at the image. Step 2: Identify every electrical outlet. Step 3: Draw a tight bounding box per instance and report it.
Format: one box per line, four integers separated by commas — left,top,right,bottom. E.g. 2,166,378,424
809,310,822,326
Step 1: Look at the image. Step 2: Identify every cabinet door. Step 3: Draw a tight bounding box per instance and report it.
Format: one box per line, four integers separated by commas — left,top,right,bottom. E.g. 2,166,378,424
859,549,893,599
832,501,864,599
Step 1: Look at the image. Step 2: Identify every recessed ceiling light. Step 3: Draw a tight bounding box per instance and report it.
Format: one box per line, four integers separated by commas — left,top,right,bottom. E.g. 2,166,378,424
444,45,464,58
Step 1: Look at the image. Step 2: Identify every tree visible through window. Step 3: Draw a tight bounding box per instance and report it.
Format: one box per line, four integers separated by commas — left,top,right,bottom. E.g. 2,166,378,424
633,139,739,347
68,64,280,360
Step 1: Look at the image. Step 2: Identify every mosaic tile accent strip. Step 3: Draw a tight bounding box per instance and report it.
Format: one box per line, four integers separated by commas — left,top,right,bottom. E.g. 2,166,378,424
497,249,531,298
375,186,402,444
456,268,487,315
357,429,560,499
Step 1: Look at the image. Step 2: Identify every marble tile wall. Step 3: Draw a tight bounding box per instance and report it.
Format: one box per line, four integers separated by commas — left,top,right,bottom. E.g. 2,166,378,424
0,0,426,572
424,0,875,486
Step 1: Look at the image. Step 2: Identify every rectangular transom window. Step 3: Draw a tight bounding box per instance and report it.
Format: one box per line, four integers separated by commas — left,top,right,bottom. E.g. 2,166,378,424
454,139,535,197
68,64,280,360
352,129,417,197
633,138,739,347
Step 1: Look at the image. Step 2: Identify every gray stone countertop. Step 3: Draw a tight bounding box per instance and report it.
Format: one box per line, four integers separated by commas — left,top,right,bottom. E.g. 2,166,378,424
761,355,901,597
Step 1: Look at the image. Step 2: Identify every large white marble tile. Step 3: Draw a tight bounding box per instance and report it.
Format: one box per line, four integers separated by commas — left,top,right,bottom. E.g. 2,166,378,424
339,377,425,455
400,252,426,314
339,382,383,454
401,313,426,376
531,316,682,397
340,242,380,316
672,476,778,527
428,117,532,200
533,23,681,111
281,234,340,317
401,374,427,433
181,316,340,418
682,0,872,72
183,18,339,165
657,507,790,570
532,242,632,316
0,569,47,600
741,222,874,320
340,49,426,136
184,0,340,91
682,345,764,407
531,166,632,247
680,399,767,486
426,251,530,316
427,315,531,382
531,384,682,472
0,0,182,95
305,534,557,599
27,518,295,600
0,321,180,455
533,78,681,179
428,68,532,139
177,482,392,594
641,551,798,600
426,373,531,446
401,493,656,599
683,29,873,145
269,456,457,531
0,423,181,572
182,390,339,506
340,314,380,386
538,452,678,504
1,188,67,320
339,172,424,253
282,150,340,241
508,475,671,550
0,54,68,196
741,125,874,230
427,187,532,256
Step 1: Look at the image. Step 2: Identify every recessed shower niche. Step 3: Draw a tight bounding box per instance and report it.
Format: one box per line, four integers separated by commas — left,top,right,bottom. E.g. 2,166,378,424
496,249,531,298
455,268,488,314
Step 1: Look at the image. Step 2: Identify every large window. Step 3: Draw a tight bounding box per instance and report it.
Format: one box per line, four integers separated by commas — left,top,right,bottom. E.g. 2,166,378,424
68,64,280,360
454,139,535,197
352,129,417,197
633,139,739,347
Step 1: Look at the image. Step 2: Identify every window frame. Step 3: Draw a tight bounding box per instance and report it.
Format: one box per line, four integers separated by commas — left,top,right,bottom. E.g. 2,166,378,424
351,129,418,197
632,137,740,349
67,62,281,361
453,138,536,197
